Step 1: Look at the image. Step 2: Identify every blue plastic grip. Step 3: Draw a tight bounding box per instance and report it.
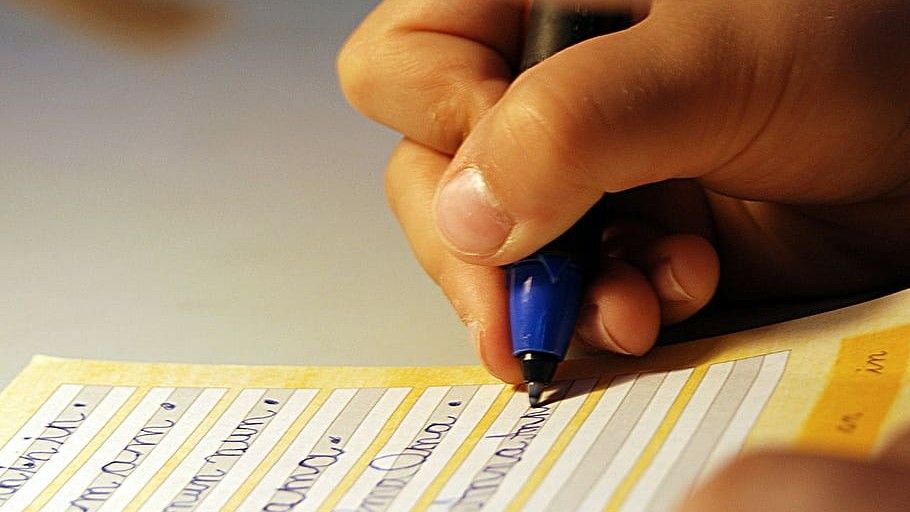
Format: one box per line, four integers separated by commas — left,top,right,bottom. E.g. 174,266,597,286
507,252,585,359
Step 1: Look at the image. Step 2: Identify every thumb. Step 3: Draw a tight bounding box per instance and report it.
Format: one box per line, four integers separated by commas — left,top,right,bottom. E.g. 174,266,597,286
433,6,734,264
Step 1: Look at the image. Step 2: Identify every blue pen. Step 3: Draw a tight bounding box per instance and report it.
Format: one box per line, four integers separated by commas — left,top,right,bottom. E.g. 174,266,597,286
509,3,634,407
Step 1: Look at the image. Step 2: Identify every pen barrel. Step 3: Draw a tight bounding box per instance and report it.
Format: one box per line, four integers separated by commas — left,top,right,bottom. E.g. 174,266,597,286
508,205,602,359
508,4,633,363
508,253,584,358
520,3,635,72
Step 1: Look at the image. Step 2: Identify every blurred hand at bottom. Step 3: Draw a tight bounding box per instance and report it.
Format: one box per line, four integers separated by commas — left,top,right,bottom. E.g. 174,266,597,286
679,426,910,511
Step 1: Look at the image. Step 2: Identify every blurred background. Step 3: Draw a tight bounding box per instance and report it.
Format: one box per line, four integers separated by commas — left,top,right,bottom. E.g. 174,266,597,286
0,0,473,384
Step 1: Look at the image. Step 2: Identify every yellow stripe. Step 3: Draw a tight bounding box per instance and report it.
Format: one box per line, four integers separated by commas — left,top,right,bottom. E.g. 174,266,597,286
125,387,239,511
506,381,609,511
316,387,424,512
603,366,708,512
27,386,149,511
221,388,332,510
411,385,513,510
798,324,910,458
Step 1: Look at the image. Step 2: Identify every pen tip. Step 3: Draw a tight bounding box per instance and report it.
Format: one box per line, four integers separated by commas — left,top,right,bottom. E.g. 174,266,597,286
527,381,544,407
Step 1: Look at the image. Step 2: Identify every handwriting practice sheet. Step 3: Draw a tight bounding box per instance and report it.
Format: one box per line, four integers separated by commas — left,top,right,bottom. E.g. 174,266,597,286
1,290,909,511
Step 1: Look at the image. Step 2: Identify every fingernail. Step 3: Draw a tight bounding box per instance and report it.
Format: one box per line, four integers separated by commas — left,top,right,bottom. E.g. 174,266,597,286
579,304,632,355
654,261,695,302
435,168,513,256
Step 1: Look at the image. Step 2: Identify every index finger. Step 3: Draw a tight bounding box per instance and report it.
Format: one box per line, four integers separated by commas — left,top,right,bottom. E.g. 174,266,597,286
337,0,524,154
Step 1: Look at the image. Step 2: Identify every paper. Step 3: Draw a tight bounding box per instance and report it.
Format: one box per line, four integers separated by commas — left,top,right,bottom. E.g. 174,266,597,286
1,290,909,511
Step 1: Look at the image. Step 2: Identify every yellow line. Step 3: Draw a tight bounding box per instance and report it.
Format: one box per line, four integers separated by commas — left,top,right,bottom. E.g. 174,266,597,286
506,380,609,511
221,388,331,510
27,386,149,511
798,325,910,458
125,387,239,511
412,385,513,510
603,366,709,512
316,387,424,512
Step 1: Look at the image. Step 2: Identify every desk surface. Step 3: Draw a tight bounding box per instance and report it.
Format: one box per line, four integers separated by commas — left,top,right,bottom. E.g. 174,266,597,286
0,1,473,385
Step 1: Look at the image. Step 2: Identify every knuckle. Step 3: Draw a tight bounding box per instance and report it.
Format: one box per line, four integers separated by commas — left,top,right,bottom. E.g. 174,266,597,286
399,43,507,153
339,32,490,154
410,65,473,153
509,75,590,147
500,77,601,191
336,35,377,115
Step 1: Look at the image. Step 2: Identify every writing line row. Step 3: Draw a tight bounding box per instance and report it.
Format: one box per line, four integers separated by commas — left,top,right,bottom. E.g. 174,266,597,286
0,352,787,511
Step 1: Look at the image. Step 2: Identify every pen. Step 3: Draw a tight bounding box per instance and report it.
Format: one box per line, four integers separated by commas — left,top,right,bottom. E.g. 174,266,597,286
509,2,634,407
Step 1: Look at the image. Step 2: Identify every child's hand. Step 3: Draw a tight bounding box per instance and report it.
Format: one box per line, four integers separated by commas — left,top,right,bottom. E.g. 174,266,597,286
679,427,910,511
338,0,910,382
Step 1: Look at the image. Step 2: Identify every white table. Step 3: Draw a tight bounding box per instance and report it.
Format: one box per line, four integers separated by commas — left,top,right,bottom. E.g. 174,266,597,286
0,1,472,385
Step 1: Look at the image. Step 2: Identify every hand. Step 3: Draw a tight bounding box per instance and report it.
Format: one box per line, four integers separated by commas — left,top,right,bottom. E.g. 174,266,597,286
678,427,910,511
338,0,910,382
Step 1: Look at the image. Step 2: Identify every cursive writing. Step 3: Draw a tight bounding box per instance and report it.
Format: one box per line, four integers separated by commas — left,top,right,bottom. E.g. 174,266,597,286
0,413,87,502
357,415,458,511
262,446,346,512
68,420,176,511
449,405,553,510
165,407,278,511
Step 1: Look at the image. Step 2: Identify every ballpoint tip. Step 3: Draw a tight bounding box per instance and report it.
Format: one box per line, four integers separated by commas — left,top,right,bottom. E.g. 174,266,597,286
527,381,545,407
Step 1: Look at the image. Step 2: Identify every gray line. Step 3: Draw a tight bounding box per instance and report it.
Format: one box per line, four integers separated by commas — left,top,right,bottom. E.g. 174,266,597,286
69,388,205,512
357,386,480,512
262,387,388,509
448,381,575,512
543,373,667,512
311,387,386,455
644,356,762,512
164,388,297,511
0,386,112,506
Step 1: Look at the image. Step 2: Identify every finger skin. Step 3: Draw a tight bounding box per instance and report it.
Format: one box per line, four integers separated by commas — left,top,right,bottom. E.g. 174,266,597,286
386,138,521,383
641,234,719,324
387,138,697,379
438,260,521,384
596,216,719,325
433,9,732,264
432,0,910,267
680,450,910,512
879,426,910,468
360,0,910,384
338,0,522,154
575,259,661,355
